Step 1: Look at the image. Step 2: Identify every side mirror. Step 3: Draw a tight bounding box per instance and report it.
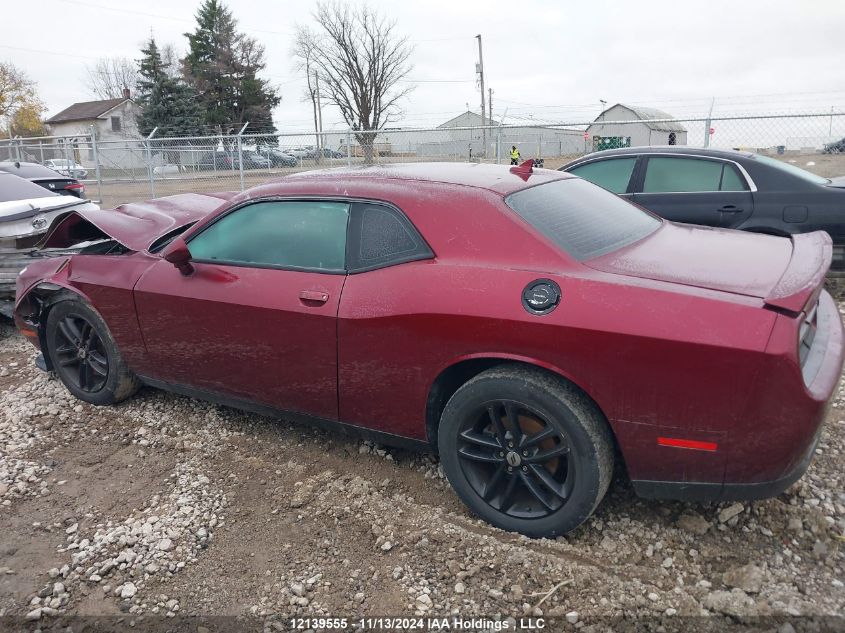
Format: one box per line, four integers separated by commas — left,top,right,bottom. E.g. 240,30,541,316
162,237,194,276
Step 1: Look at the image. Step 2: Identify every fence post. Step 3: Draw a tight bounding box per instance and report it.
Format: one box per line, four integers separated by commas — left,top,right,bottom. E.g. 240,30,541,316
146,127,158,198
704,97,715,148
89,126,103,204
346,130,352,167
237,122,249,191
214,134,221,179
62,137,71,170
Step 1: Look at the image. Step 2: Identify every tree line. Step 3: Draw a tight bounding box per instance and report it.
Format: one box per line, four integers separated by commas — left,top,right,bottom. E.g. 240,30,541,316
3,0,414,161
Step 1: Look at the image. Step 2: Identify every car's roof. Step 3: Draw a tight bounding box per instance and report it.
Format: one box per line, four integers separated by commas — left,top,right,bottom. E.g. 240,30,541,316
566,146,756,165
0,161,67,179
275,162,574,195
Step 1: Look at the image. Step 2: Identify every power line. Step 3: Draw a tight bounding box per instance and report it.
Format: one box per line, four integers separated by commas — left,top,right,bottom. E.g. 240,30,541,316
0,44,100,60
400,79,475,83
49,0,295,36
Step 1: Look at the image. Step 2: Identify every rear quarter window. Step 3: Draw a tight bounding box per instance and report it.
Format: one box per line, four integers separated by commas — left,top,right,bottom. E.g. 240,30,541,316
505,178,660,261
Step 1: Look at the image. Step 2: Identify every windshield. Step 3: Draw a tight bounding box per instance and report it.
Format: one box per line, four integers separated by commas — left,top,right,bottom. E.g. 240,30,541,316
0,172,58,202
752,154,830,185
506,178,661,261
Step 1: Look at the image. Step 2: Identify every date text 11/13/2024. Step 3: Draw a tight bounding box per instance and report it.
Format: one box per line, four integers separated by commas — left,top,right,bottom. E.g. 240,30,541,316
289,616,550,630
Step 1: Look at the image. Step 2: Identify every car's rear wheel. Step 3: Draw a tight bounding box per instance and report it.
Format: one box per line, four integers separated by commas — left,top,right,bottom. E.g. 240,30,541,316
438,365,614,537
45,298,141,406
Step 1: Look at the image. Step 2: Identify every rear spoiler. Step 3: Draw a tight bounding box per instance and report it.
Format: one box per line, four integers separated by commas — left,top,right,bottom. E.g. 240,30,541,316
764,231,832,314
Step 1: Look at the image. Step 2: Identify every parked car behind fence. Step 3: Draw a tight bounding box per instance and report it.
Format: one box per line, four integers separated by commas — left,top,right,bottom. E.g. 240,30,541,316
562,146,845,268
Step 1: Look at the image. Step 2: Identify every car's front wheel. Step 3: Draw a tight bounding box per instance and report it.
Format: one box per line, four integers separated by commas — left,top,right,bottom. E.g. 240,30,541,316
438,365,614,537
45,298,141,406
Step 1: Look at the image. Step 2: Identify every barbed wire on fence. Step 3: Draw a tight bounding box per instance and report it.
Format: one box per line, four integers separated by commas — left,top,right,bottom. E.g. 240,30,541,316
1,111,843,206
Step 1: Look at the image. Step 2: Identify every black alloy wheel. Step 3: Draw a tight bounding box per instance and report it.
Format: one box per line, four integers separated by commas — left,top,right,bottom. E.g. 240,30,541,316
438,365,614,537
53,314,109,393
456,399,576,519
45,297,141,406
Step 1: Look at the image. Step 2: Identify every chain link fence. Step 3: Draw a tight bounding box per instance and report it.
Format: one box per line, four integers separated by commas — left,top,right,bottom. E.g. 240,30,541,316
1,111,843,207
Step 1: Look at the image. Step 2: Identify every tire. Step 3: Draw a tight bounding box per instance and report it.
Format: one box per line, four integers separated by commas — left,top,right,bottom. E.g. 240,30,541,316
438,365,614,537
44,298,141,406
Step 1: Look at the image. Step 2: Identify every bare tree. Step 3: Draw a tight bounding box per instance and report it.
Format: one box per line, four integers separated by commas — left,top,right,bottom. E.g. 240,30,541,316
292,26,322,160
308,2,413,163
160,43,182,79
84,57,139,100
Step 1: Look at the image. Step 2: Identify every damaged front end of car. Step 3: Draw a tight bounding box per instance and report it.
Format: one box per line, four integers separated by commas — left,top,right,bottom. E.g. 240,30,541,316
0,197,101,318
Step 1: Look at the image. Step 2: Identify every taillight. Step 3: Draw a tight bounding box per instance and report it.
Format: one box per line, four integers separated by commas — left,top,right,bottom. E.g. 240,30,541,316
65,182,84,193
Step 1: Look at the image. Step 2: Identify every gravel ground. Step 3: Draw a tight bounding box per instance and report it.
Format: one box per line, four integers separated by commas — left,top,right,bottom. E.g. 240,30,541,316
0,307,844,631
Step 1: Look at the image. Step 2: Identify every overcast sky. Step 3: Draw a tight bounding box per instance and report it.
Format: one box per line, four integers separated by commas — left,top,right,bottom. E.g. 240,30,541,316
5,0,845,132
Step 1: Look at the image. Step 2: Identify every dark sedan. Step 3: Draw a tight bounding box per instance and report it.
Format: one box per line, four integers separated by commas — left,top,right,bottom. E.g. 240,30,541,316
561,147,845,267
0,161,86,198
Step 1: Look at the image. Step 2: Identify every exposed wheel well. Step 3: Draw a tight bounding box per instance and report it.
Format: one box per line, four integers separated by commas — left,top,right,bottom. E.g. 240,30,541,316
16,285,86,371
425,358,618,455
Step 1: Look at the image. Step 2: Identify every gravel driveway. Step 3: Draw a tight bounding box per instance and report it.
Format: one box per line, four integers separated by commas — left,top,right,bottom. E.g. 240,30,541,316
1,313,844,631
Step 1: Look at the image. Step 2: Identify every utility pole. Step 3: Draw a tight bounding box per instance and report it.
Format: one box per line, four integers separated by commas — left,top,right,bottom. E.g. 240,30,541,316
489,87,493,126
476,34,486,158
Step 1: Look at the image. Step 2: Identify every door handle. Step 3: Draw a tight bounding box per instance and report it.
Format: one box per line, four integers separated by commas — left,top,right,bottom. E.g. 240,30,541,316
300,290,329,304
718,205,743,213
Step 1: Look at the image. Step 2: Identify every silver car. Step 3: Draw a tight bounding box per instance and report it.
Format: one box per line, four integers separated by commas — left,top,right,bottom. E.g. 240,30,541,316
43,159,89,179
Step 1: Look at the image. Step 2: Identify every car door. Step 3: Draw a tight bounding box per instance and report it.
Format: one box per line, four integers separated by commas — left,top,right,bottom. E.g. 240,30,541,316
133,199,350,420
336,201,435,437
632,155,754,228
565,156,639,200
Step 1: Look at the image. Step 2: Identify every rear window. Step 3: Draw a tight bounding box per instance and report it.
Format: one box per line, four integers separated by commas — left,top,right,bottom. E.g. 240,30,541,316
751,154,830,185
0,172,57,202
505,178,660,261
0,162,63,179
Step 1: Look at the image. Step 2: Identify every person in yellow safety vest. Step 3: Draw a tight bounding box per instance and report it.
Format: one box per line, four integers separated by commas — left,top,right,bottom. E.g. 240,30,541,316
510,145,520,165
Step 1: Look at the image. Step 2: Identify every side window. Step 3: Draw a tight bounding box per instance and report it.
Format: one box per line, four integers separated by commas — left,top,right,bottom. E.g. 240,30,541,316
568,157,637,194
188,200,349,271
643,157,747,193
720,164,746,191
347,202,433,272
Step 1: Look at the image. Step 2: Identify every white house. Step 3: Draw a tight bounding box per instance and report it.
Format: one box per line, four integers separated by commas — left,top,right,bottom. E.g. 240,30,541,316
45,90,145,169
586,104,687,151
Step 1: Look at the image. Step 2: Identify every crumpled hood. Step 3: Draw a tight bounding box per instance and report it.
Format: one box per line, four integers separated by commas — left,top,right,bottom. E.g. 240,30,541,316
40,192,236,251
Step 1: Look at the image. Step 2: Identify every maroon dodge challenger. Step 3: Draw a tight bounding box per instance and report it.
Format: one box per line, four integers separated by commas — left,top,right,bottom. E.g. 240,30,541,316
13,161,845,537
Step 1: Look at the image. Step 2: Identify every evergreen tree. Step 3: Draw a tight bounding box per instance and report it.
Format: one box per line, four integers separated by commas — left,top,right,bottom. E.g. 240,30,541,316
183,0,279,133
135,37,204,137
